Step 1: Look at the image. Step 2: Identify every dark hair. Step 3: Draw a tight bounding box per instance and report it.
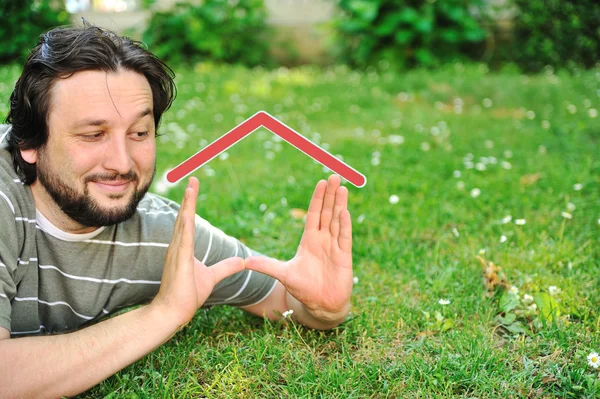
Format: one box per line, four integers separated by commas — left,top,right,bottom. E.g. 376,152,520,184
5,23,176,184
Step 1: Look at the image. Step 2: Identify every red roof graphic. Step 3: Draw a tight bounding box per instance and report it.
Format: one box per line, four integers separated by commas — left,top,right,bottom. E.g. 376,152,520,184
167,111,367,187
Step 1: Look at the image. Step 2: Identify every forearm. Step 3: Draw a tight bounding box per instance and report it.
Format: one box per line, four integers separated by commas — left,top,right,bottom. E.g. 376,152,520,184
285,290,349,330
243,281,349,330
0,304,179,399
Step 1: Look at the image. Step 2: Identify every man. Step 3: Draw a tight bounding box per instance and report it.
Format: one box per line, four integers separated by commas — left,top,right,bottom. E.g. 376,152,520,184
0,25,353,397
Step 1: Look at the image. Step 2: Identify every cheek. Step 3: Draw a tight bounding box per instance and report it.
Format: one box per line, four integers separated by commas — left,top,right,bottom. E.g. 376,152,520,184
132,141,156,172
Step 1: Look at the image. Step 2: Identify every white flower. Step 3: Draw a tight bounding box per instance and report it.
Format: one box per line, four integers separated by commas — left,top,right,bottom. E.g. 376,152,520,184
357,214,366,224
541,120,551,129
388,135,404,145
588,352,600,369
548,286,561,296
452,227,460,237
371,157,381,166
501,161,512,170
282,309,294,318
464,161,474,169
561,212,572,219
259,203,267,212
500,235,507,243
478,248,486,255
389,195,400,204
456,181,465,190
438,299,451,305
567,104,577,114
501,215,512,224
522,294,534,304
566,202,576,211
573,183,583,191
453,170,461,178
483,98,493,108
588,108,598,118
421,142,431,151
503,150,513,158
470,188,481,198
527,304,537,312
508,286,519,295
484,140,494,149
515,219,526,225
475,163,486,171
353,276,359,285
526,110,536,120
219,151,230,161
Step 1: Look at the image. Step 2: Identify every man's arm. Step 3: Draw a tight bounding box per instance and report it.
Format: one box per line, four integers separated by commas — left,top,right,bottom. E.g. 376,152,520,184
0,304,180,398
242,281,349,330
242,175,353,330
0,177,245,398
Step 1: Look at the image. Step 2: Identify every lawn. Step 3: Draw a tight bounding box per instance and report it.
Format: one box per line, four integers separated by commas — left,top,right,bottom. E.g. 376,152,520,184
1,62,599,398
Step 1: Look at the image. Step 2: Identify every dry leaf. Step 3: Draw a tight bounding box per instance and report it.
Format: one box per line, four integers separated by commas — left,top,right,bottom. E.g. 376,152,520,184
290,208,307,220
520,173,542,185
478,255,509,296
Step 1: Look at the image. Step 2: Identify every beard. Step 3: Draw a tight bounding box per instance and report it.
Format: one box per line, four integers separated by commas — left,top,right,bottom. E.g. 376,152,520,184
36,153,155,227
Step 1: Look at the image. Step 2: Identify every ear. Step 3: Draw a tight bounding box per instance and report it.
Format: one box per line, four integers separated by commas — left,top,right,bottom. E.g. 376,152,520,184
20,149,38,164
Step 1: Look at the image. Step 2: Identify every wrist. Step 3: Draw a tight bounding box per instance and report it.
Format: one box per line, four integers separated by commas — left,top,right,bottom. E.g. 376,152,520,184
285,291,349,329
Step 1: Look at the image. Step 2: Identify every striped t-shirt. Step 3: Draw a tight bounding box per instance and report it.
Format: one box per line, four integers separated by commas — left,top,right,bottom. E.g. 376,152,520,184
0,125,276,337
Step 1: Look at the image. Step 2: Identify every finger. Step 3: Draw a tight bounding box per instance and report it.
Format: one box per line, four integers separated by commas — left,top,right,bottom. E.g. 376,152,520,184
319,175,340,231
208,257,246,285
338,209,352,253
244,256,287,284
305,179,327,231
172,178,194,239
330,185,348,238
177,214,195,265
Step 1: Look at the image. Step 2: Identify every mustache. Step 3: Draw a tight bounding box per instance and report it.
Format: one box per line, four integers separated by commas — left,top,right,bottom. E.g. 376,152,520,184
85,170,139,184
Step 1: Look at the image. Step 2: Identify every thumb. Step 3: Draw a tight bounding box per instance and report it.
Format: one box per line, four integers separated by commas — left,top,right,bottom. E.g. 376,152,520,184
244,256,287,284
207,257,245,285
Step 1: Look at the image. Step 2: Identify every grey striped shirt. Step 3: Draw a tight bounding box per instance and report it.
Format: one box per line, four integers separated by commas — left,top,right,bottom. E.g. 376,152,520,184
0,125,276,337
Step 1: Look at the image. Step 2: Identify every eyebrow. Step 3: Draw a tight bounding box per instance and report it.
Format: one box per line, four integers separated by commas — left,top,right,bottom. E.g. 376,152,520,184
72,108,153,129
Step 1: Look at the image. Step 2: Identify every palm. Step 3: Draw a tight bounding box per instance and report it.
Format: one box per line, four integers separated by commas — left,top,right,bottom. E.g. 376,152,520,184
247,175,353,315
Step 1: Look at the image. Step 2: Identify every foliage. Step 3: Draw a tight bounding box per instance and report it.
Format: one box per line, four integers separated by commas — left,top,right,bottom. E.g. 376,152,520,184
0,0,69,64
142,0,272,67
506,0,600,71
333,0,488,68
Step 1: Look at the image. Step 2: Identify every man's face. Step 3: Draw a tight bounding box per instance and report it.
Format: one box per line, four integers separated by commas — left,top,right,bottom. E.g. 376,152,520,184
31,69,157,227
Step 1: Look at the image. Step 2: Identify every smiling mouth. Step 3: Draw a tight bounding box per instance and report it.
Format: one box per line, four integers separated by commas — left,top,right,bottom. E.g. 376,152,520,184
91,180,133,193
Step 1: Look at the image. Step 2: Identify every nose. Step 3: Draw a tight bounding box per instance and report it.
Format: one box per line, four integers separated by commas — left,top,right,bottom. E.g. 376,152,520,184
102,135,133,175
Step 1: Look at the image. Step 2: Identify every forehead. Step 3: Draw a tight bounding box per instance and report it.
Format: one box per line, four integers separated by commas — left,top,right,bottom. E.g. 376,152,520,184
48,69,153,126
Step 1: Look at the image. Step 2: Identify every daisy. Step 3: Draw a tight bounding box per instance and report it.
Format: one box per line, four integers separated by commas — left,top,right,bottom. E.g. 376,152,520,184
470,188,481,198
389,195,400,204
501,215,512,224
573,183,583,191
438,299,451,305
353,277,359,285
282,309,294,318
515,219,526,225
588,352,600,369
549,286,561,296
508,286,519,295
500,235,507,243
566,202,576,211
561,212,572,219
522,294,534,304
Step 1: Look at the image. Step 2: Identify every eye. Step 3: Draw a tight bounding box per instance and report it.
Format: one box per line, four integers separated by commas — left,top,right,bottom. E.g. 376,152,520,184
131,131,150,140
82,132,104,141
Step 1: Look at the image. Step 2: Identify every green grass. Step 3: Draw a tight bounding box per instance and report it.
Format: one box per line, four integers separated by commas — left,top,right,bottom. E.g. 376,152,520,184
1,62,599,397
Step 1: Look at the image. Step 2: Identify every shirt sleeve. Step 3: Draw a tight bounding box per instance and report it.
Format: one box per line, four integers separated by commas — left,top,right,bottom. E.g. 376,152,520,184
193,215,277,307
0,184,20,332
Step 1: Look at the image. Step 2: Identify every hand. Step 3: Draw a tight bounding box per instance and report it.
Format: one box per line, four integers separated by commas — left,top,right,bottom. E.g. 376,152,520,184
245,175,353,322
151,177,245,329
